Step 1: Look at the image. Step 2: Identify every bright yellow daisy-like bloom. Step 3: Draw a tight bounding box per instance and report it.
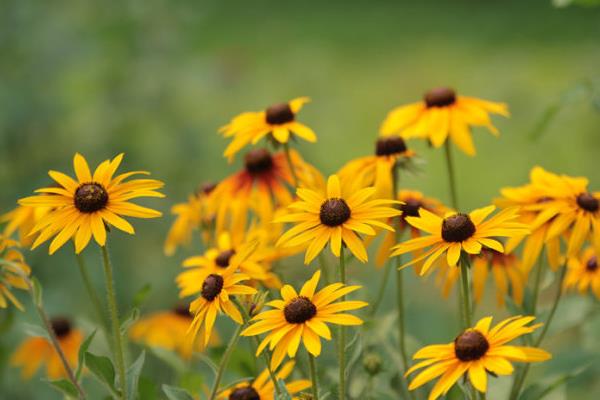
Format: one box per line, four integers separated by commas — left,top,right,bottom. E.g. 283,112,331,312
380,87,509,156
11,317,83,379
164,182,217,256
220,97,317,161
19,153,164,254
338,135,415,198
218,361,311,400
184,258,257,346
391,206,529,274
0,236,31,310
1,204,51,247
129,304,220,360
406,316,551,400
564,247,600,299
472,250,525,307
275,175,400,264
242,270,367,370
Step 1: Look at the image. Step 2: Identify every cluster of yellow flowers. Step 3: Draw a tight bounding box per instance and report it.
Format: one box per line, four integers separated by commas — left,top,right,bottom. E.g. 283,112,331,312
1,88,598,400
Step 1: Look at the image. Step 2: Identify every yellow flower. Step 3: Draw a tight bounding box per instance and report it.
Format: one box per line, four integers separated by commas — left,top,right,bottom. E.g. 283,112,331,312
129,304,220,360
275,175,400,264
220,97,316,161
19,153,164,254
406,316,551,400
164,182,217,256
472,250,525,307
184,258,257,346
380,87,509,156
0,236,30,310
11,317,83,379
241,270,367,370
211,148,322,238
218,361,311,400
391,206,529,274
564,247,600,299
338,136,415,198
1,204,51,247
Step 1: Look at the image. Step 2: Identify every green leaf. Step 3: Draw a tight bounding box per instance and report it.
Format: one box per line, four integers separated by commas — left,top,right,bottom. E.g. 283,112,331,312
31,276,43,306
126,351,146,400
132,283,152,308
85,351,117,395
46,379,79,398
76,330,97,381
120,307,140,336
162,384,195,400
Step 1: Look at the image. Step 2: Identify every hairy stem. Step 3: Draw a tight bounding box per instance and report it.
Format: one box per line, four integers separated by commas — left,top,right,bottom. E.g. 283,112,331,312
337,246,347,400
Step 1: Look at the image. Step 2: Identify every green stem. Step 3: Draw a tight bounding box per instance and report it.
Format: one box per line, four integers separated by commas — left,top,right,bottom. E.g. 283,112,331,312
283,143,299,188
209,323,244,400
369,261,392,317
337,246,346,400
308,352,320,400
75,252,108,330
509,265,567,400
100,245,127,400
443,140,459,209
459,258,473,329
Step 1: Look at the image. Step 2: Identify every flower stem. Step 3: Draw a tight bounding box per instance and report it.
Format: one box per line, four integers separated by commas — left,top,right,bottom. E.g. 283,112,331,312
283,142,299,188
308,352,320,400
443,140,459,209
75,252,109,330
508,265,567,400
100,245,127,400
459,257,473,329
337,246,346,400
209,323,244,400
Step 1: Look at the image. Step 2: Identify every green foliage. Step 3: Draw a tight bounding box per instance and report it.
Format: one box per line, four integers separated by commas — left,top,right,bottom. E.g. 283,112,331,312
126,351,146,400
85,351,118,397
76,330,97,381
162,384,195,400
46,378,79,398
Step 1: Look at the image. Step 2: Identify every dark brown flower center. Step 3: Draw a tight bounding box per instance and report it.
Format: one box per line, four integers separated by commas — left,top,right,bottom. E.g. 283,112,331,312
173,304,192,318
586,256,598,272
284,296,317,324
577,193,599,213
320,198,351,227
265,102,294,125
215,249,236,268
229,386,260,400
375,136,407,156
201,274,224,301
244,149,274,175
50,317,72,338
454,330,489,361
441,213,476,242
401,198,423,218
424,87,456,108
74,183,108,213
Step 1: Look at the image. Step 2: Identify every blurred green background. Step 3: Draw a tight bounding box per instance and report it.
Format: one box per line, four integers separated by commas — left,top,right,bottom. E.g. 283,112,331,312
1,0,600,398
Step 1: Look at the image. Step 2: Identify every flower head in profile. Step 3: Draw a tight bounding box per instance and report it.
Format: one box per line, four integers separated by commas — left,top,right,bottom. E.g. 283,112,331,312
406,316,551,400
164,182,217,256
1,205,52,247
11,317,83,379
19,153,164,254
338,136,415,198
275,175,400,264
0,236,31,310
380,87,509,156
129,304,220,359
241,270,367,369
218,361,311,400
391,206,529,274
220,97,316,161
564,247,600,299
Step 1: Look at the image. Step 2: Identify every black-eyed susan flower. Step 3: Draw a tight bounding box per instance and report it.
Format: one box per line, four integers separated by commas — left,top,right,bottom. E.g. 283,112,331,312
241,270,368,370
19,153,164,254
275,175,400,264
380,87,509,156
220,97,317,161
11,317,83,379
472,249,525,307
0,236,30,310
338,136,415,198
406,316,551,400
218,361,311,400
164,182,217,255
185,260,257,346
1,204,51,247
564,247,600,299
211,148,322,237
129,304,220,359
391,206,529,274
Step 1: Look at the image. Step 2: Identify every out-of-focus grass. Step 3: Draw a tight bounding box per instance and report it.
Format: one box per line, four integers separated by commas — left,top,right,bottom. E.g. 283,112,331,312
1,0,599,398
